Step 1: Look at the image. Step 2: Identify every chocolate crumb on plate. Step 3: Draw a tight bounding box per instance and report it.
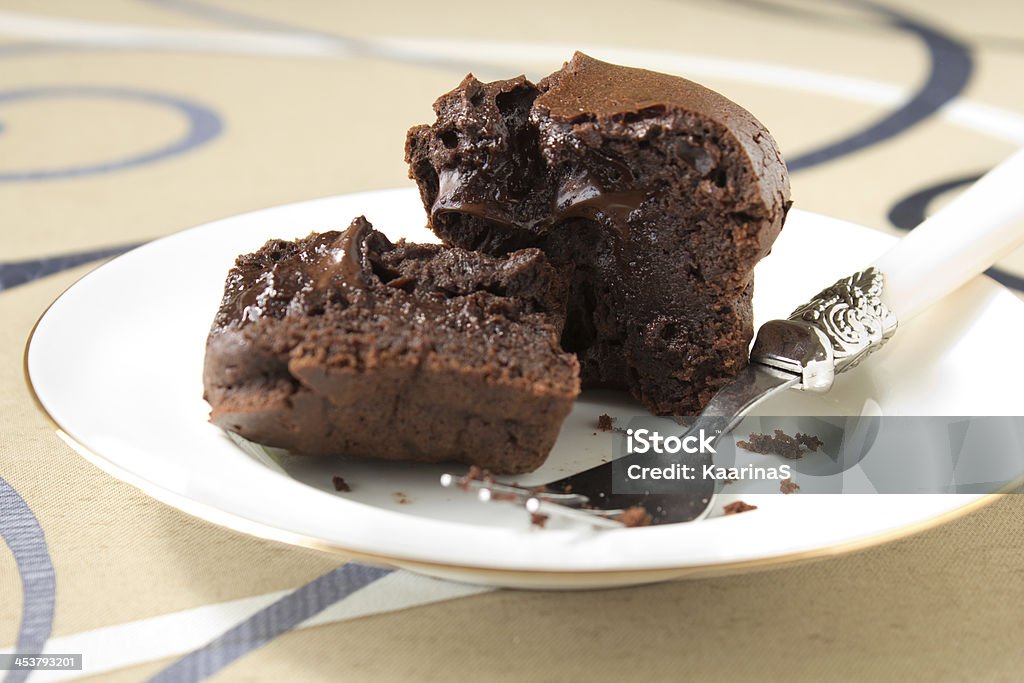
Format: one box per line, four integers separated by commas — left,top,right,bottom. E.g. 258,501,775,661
597,414,614,431
392,491,411,505
780,478,800,494
616,506,653,527
331,475,351,493
458,465,496,492
737,429,823,459
723,500,758,515
530,512,550,528
795,433,824,451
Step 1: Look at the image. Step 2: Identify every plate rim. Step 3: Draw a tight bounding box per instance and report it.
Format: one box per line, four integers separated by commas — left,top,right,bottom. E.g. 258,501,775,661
20,191,1024,583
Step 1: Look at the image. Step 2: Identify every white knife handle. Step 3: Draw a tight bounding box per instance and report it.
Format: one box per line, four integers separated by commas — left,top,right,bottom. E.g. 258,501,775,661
752,147,1024,393
872,147,1024,322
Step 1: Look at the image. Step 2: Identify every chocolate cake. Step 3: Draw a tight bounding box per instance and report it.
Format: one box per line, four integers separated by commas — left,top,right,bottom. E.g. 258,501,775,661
203,217,580,474
406,52,791,415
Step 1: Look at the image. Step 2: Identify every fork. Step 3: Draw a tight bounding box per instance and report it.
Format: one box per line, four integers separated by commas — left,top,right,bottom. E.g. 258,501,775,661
442,147,1024,526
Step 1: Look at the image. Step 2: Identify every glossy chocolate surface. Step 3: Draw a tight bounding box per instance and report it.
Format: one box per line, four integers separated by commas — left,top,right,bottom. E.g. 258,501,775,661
204,218,580,473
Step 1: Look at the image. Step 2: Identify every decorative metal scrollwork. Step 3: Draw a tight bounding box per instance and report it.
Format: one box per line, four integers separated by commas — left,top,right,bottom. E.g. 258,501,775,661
788,267,897,368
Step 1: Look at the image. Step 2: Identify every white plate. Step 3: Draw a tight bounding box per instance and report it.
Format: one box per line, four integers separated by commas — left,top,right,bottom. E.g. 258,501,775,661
25,189,1024,589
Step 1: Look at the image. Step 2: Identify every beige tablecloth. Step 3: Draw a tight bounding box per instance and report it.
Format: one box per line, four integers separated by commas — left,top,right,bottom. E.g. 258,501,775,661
2,1,1024,680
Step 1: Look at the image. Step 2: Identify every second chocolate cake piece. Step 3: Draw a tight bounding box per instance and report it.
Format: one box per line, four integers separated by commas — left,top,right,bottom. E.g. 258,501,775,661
406,52,791,415
203,217,579,474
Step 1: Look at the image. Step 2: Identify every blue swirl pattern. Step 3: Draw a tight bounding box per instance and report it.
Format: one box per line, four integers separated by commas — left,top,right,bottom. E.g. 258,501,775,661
0,86,222,182
0,478,56,683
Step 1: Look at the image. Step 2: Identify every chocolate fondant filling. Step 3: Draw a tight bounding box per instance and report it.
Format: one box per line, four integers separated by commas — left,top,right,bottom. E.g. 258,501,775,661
406,52,791,415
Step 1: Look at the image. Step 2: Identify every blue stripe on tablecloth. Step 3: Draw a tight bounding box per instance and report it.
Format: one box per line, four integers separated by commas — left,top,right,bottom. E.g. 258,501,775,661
787,0,973,171
0,478,56,683
887,173,1024,292
147,564,394,683
888,174,985,231
141,0,533,78
0,0,1000,294
143,0,328,35
0,86,222,182
147,0,975,176
0,61,220,289
0,244,141,292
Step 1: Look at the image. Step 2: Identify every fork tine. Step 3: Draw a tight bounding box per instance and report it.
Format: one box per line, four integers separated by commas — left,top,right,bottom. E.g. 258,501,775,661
440,473,590,507
525,498,625,529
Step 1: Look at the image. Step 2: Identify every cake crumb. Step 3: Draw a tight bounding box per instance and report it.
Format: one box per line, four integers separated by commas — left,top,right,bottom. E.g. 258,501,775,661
458,465,495,492
737,429,823,459
780,478,800,494
331,476,351,493
597,414,614,431
530,512,549,528
723,500,758,515
795,433,823,451
616,506,653,527
392,491,411,505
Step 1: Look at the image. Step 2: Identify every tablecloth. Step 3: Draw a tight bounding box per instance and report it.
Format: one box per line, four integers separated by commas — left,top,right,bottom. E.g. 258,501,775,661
2,0,1024,680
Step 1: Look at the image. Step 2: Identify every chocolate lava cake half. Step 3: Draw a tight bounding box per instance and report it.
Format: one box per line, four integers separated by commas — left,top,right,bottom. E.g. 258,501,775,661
406,52,791,415
203,217,579,474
